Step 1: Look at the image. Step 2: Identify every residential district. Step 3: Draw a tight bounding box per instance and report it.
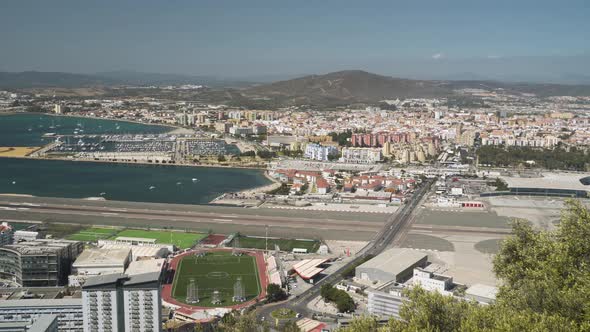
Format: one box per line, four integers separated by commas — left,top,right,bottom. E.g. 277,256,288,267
1,87,590,331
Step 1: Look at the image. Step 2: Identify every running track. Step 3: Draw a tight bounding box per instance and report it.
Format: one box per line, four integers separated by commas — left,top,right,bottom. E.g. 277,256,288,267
162,248,269,315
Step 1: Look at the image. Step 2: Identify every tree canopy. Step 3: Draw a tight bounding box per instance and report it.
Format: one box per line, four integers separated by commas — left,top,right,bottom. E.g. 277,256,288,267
337,200,590,332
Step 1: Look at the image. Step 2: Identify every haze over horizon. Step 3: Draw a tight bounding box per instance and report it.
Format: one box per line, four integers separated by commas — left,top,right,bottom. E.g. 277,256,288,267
2,0,590,83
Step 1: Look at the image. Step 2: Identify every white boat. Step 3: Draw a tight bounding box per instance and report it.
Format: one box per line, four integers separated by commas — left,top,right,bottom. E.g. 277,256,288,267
99,192,106,196
192,178,199,182
149,186,156,190
176,182,182,185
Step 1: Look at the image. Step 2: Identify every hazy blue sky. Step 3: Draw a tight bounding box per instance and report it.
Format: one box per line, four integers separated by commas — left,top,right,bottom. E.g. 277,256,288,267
1,0,589,81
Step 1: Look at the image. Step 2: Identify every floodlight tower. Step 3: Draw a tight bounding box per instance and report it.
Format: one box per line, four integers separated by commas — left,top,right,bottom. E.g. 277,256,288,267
232,277,245,302
212,290,221,305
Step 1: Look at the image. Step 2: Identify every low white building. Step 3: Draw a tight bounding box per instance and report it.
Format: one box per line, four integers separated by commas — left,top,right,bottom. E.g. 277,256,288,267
341,147,382,164
69,248,132,287
412,268,453,295
125,258,166,276
99,243,169,261
13,230,40,242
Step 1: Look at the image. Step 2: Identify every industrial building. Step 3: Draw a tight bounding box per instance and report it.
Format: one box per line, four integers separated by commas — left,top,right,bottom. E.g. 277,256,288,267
0,298,83,331
0,240,83,287
82,272,162,332
355,248,427,284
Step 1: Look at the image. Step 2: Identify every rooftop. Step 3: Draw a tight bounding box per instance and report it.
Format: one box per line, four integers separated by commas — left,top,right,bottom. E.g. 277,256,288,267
466,283,498,301
500,172,590,192
0,298,82,308
73,248,131,267
292,258,329,280
357,248,427,275
125,258,165,276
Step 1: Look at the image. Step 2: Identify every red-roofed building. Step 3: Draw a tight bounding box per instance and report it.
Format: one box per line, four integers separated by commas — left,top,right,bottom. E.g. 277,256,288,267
316,178,330,194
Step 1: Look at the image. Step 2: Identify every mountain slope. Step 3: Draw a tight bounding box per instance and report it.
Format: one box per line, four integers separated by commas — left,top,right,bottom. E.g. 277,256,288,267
242,70,451,104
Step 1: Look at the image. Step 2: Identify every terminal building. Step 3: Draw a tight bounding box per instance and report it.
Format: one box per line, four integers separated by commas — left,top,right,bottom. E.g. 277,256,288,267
491,172,590,198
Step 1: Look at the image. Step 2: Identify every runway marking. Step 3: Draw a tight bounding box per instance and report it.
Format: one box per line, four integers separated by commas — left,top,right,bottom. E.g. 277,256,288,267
101,212,119,216
213,218,233,222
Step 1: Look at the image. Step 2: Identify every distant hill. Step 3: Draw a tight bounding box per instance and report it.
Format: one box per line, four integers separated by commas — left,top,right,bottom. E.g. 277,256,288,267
3,70,590,105
242,70,451,105
239,70,590,106
0,71,115,88
0,71,252,89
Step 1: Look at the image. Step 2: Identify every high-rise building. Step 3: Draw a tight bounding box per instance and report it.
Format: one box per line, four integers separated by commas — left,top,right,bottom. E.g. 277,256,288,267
82,272,162,332
54,104,62,114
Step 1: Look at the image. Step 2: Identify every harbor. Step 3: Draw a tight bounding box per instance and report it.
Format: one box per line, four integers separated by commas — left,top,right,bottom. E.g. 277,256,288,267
0,114,272,205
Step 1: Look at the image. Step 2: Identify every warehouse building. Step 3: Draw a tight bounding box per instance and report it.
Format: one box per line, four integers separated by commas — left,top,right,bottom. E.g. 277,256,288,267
355,248,427,284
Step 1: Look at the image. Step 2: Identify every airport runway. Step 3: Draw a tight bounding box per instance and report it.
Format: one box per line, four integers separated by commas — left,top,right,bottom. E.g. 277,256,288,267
0,196,388,240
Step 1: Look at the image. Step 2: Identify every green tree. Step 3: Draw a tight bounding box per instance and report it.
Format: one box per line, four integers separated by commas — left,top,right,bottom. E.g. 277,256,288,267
266,283,287,302
337,199,590,331
493,200,590,324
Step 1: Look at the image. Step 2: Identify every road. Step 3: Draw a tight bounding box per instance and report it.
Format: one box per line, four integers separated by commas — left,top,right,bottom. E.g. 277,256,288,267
257,179,434,320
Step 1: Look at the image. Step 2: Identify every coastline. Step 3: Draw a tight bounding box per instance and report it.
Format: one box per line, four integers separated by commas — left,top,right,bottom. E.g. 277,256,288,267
0,154,268,170
44,112,179,132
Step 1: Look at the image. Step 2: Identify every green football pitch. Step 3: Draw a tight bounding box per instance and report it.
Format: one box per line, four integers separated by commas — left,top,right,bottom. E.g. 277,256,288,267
171,251,262,307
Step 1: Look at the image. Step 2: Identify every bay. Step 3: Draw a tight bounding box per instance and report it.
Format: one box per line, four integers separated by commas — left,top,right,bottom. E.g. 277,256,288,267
0,114,269,204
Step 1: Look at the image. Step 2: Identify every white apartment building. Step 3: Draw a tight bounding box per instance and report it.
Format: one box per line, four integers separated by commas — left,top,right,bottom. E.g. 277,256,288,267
304,143,338,161
82,272,162,332
341,147,382,164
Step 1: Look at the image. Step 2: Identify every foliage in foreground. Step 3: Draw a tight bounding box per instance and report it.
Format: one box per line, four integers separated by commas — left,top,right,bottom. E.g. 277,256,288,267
338,200,590,332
